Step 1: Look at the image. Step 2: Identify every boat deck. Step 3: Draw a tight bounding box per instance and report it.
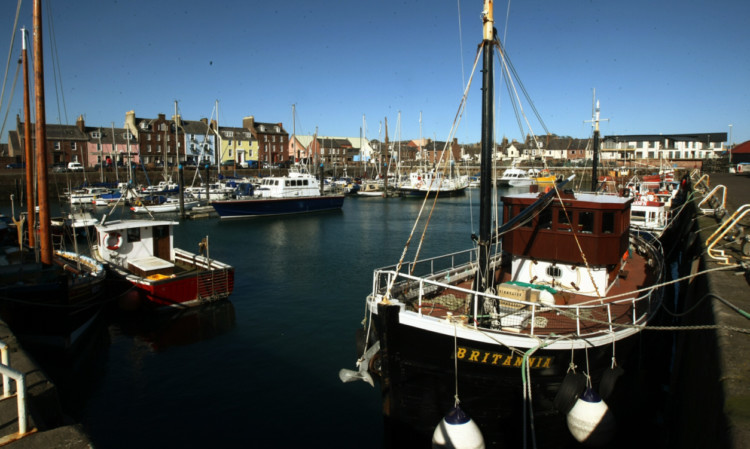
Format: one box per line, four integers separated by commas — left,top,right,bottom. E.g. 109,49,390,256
392,244,660,337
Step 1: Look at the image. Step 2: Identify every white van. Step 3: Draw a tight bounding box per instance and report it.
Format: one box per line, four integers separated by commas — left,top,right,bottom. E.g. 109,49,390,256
67,162,84,172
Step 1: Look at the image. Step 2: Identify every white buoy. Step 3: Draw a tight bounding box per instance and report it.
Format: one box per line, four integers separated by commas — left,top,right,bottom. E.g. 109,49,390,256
432,405,485,449
566,388,616,446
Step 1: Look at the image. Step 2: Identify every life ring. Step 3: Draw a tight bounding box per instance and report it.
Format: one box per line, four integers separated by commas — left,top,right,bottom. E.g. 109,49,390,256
105,232,122,250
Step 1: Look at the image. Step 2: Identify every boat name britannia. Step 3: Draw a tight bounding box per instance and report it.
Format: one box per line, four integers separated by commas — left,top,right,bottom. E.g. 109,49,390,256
456,346,554,369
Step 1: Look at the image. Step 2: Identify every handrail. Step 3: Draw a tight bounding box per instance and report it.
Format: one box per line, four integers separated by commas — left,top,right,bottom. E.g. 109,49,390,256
706,204,750,264
0,341,28,436
697,184,727,216
372,267,651,339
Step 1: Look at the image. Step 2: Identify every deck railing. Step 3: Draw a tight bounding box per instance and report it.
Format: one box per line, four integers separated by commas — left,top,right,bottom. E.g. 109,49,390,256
371,249,660,339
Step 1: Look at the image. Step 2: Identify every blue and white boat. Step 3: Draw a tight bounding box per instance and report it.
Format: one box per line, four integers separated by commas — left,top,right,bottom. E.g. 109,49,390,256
210,164,345,219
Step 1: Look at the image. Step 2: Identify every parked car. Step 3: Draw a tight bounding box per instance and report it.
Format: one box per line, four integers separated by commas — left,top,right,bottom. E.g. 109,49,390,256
220,160,235,167
67,162,84,172
5,162,25,169
51,163,67,172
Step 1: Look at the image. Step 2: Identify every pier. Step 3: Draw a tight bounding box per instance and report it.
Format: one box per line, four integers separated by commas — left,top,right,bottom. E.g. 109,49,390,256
0,321,91,448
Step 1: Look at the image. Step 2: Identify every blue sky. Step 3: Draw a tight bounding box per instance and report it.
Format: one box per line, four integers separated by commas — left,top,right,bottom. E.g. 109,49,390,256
2,0,748,146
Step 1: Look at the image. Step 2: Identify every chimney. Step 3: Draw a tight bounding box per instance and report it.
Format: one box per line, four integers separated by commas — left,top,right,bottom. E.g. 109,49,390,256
242,116,255,130
76,115,85,132
125,110,138,139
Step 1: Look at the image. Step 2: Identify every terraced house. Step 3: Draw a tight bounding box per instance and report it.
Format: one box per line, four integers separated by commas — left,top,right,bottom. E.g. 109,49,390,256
243,116,288,166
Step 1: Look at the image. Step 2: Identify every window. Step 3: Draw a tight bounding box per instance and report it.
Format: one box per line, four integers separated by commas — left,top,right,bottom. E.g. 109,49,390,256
148,144,152,153
92,132,101,138
71,142,76,150
602,212,614,234
519,207,532,227
557,210,571,231
538,209,552,230
157,134,161,141
127,227,141,242
147,134,152,141
546,265,562,278
578,211,594,233
54,141,61,150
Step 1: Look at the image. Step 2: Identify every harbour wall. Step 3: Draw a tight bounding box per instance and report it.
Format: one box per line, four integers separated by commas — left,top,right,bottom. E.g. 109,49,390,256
667,172,750,448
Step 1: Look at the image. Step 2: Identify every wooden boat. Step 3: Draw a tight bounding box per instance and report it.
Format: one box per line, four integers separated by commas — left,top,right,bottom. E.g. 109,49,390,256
341,3,665,447
92,219,234,309
0,8,107,349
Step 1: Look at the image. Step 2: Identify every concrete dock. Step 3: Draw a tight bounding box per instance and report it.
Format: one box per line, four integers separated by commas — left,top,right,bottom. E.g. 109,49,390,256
0,322,92,448
668,171,750,449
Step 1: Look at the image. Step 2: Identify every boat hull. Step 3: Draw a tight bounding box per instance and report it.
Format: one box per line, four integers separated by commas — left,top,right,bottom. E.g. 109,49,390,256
122,266,235,309
371,302,639,448
211,195,345,219
399,186,467,197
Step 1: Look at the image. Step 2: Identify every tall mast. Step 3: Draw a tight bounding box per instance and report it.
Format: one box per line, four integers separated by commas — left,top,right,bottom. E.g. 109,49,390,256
584,89,608,191
33,0,52,264
112,122,119,183
21,27,35,249
383,117,389,192
476,0,494,294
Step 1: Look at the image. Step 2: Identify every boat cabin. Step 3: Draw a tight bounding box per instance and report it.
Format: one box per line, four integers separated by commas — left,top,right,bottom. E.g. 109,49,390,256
95,219,177,277
501,190,633,294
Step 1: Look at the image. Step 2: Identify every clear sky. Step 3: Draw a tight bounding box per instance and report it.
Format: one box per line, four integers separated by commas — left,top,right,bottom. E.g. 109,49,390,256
2,0,748,146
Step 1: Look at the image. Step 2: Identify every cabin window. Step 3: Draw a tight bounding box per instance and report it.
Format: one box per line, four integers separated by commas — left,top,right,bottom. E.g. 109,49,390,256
285,180,290,186
303,180,308,186
578,211,594,233
519,207,533,227
538,209,552,230
127,228,141,242
557,210,571,231
602,212,615,234
546,265,562,278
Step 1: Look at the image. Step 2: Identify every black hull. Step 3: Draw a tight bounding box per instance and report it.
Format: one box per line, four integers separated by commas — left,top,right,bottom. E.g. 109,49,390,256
373,302,643,448
0,261,107,348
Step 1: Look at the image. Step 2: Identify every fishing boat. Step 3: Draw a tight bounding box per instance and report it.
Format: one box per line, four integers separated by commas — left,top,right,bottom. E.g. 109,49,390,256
340,3,665,447
92,218,234,308
210,163,345,219
0,11,107,349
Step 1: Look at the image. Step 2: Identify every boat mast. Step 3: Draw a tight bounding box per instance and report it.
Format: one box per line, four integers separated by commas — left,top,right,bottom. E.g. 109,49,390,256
476,0,494,294
33,0,52,264
585,89,608,191
21,27,35,249
383,117,389,192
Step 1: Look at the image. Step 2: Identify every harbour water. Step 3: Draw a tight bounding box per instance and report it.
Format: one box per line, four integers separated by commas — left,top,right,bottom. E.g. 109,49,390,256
6,191,495,448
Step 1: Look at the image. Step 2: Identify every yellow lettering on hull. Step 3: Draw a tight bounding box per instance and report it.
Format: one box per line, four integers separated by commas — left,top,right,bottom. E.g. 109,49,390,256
455,346,554,369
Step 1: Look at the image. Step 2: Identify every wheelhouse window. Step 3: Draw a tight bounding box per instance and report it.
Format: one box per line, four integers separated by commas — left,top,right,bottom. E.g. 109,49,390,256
557,210,571,231
538,209,552,230
127,228,141,242
602,212,615,234
578,211,594,233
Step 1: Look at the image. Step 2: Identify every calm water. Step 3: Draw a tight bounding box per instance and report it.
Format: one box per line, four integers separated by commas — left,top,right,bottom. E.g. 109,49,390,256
15,190,507,448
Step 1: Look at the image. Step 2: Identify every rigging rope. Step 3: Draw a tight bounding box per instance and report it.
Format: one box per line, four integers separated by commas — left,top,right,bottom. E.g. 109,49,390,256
0,0,23,139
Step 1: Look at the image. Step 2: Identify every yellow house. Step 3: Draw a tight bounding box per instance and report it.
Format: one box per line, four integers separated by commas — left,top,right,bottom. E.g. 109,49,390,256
218,126,256,167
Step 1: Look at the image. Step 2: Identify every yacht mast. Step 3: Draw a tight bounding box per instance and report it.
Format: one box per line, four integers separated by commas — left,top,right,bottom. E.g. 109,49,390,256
476,0,494,294
33,0,52,264
21,27,35,249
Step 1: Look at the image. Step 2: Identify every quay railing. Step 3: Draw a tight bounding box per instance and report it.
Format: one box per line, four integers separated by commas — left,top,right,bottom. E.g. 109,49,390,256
0,341,28,438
